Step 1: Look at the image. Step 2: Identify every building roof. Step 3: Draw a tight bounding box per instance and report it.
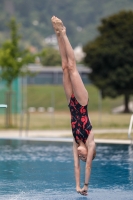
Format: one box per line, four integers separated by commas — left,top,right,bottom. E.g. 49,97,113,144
28,64,92,73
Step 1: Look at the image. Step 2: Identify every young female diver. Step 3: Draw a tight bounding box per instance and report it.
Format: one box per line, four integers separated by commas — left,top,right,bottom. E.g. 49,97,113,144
51,16,96,196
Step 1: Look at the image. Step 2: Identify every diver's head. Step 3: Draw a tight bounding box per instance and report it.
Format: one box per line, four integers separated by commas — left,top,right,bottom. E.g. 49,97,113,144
77,145,96,162
77,145,87,162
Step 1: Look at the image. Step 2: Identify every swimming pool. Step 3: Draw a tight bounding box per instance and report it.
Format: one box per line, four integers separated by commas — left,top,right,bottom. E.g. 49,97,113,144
0,139,133,200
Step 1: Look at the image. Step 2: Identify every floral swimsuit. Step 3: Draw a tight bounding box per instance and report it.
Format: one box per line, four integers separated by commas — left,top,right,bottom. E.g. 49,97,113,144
68,94,92,144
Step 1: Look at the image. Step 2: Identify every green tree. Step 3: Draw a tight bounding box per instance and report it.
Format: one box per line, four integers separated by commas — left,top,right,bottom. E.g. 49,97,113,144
83,10,133,113
39,47,61,66
0,18,35,127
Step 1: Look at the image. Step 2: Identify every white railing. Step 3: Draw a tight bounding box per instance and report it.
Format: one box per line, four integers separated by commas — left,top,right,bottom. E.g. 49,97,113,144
0,104,7,108
128,114,133,139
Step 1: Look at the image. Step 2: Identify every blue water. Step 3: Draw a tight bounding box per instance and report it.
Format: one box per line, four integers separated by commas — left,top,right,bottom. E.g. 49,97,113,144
0,139,133,200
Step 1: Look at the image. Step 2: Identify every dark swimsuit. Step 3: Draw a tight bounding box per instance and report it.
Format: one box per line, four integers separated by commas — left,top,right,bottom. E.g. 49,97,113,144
68,94,92,144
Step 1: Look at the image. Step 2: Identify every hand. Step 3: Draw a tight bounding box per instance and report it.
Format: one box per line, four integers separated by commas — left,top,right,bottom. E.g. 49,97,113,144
76,186,82,194
80,185,88,196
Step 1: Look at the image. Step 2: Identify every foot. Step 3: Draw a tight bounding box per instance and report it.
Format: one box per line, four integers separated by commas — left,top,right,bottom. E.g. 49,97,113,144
51,16,60,35
61,26,66,35
51,16,65,35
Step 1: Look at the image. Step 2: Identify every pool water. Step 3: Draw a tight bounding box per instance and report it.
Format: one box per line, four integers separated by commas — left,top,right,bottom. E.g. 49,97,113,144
0,139,133,200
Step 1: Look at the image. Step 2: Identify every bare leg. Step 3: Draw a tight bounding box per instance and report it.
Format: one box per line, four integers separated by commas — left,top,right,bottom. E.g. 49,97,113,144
51,16,73,103
58,35,73,103
54,18,88,106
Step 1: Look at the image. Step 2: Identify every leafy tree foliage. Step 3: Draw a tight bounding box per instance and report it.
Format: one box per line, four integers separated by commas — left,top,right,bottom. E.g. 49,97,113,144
39,47,61,66
1,0,133,48
83,11,133,113
0,18,35,126
0,18,34,87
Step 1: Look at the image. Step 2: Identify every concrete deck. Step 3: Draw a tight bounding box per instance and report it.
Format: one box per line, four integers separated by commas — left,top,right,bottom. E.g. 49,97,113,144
0,128,129,137
0,136,131,144
0,129,131,144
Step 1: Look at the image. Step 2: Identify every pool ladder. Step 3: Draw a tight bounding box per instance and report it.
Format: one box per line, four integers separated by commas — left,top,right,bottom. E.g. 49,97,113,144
128,114,133,143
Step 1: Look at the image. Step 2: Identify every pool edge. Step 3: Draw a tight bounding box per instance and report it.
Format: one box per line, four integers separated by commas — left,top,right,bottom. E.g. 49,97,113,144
0,137,131,144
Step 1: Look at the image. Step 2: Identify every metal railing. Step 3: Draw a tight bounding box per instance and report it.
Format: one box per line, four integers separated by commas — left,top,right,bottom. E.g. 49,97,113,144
0,104,7,108
128,114,133,139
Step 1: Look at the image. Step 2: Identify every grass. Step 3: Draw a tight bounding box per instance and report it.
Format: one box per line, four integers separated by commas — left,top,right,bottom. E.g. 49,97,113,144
0,112,131,140
0,84,132,141
29,112,130,129
27,84,126,112
94,133,129,140
0,111,131,130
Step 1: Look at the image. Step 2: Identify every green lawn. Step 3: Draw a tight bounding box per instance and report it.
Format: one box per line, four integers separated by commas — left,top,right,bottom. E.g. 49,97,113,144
27,84,125,112
94,133,129,140
0,84,132,134
0,112,131,142
0,111,130,130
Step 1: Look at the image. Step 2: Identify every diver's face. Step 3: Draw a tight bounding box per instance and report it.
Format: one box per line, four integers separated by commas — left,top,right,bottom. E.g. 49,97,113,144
79,154,87,162
77,146,87,162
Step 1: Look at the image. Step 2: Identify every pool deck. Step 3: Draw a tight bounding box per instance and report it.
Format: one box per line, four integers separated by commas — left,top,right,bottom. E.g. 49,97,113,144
0,129,131,144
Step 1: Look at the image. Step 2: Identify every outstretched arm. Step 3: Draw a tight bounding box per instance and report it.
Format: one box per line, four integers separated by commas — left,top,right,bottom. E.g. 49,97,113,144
80,141,96,195
73,140,81,193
